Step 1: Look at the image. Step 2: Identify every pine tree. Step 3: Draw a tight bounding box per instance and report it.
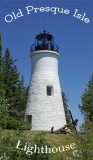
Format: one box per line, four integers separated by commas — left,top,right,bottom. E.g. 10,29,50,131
3,49,29,120
13,75,29,120
3,48,22,119
3,48,20,99
79,74,93,122
0,33,28,124
0,33,9,128
0,33,5,102
62,92,71,124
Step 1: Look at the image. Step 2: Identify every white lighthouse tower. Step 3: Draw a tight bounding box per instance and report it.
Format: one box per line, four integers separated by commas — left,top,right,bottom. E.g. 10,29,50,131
25,30,66,130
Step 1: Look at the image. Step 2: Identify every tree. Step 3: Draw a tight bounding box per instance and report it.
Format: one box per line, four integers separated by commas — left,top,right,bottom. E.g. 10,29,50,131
62,92,71,124
3,48,20,99
79,74,93,122
3,48,27,120
0,33,9,128
0,33,5,101
0,33,28,126
9,76,29,120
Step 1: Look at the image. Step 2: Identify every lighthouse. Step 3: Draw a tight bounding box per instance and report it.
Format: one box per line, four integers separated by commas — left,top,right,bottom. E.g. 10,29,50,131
25,30,66,130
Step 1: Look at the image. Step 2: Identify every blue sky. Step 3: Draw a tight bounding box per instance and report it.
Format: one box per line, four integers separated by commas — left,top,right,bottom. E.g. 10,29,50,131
0,0,93,130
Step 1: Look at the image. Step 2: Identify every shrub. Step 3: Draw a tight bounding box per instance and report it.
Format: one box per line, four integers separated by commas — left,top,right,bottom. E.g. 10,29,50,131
68,120,93,160
5,117,31,130
0,130,51,160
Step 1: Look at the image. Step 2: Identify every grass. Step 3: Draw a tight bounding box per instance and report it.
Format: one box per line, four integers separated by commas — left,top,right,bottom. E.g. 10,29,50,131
1,129,77,158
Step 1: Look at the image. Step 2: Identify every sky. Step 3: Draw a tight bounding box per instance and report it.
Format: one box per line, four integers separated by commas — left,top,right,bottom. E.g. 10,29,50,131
0,0,93,130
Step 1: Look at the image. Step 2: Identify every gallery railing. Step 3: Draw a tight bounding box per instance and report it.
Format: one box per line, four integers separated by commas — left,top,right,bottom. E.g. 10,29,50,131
31,43,59,53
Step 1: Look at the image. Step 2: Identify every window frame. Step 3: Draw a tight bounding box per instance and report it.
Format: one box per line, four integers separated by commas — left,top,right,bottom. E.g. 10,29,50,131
46,86,53,96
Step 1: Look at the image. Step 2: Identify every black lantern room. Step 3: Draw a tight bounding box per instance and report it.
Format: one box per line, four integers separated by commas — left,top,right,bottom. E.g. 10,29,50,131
31,30,59,53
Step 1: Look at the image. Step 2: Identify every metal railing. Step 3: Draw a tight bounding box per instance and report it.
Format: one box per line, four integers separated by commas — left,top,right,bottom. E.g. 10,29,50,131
30,43,59,53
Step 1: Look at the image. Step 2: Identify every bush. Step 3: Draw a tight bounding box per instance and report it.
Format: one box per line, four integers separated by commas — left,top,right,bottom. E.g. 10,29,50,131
0,130,51,160
5,117,31,130
68,120,93,160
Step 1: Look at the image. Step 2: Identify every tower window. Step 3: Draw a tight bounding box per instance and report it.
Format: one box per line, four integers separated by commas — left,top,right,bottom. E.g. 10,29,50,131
47,86,53,96
26,115,32,124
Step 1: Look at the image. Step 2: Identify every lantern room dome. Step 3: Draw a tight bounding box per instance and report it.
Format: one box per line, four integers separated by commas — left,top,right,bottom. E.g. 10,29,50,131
35,30,54,41
31,30,59,53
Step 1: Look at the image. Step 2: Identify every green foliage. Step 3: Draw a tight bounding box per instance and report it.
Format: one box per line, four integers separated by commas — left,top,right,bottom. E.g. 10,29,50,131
69,74,93,159
2,48,28,120
0,33,3,71
0,33,29,130
68,120,93,160
3,48,20,98
5,117,31,130
62,92,71,124
0,130,51,160
0,33,5,101
79,74,93,122
0,33,10,129
0,102,9,129
27,132,51,160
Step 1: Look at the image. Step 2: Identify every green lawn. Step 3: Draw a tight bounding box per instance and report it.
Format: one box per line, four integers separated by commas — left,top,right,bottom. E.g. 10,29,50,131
1,129,77,158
